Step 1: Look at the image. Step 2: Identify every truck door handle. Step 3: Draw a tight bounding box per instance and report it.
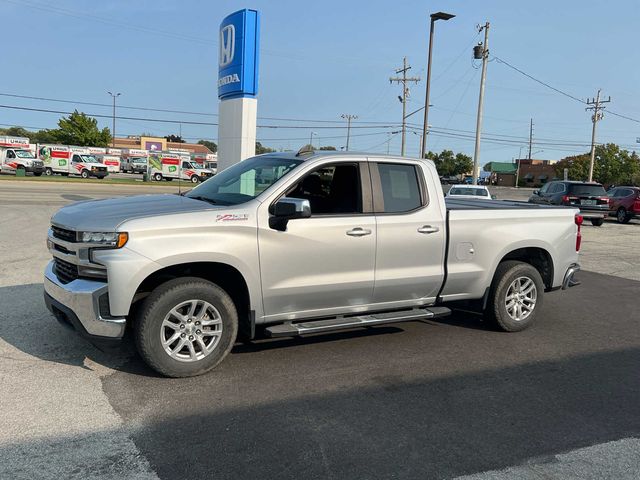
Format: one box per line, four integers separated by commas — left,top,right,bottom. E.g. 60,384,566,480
417,225,440,234
346,227,372,237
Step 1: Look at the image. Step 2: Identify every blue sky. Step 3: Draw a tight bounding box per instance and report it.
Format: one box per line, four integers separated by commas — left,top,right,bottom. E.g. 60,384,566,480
1,0,639,162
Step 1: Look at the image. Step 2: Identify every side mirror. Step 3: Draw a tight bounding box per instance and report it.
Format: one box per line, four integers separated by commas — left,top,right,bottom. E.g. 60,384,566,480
533,190,539,195
269,197,311,231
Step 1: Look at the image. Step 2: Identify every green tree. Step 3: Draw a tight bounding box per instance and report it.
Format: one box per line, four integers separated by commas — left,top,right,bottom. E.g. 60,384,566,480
197,140,217,153
426,149,472,176
319,145,337,151
0,126,57,144
165,135,184,143
255,141,275,154
555,143,640,185
52,110,111,147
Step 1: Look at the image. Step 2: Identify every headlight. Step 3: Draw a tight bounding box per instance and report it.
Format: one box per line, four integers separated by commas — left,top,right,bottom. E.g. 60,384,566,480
80,232,128,248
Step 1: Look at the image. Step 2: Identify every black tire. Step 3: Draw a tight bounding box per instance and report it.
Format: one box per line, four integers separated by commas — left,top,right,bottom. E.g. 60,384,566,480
616,208,631,224
135,277,238,377
485,260,544,332
165,177,173,182
590,218,604,226
153,173,163,182
190,175,200,184
44,167,53,176
80,170,90,179
33,171,43,177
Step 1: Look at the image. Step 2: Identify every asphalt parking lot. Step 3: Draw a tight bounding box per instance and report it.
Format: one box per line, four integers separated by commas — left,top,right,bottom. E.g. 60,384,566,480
1,180,639,479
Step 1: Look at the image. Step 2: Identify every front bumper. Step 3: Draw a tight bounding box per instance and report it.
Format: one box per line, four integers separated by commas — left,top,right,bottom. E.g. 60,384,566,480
26,165,44,174
43,260,125,340
562,263,581,290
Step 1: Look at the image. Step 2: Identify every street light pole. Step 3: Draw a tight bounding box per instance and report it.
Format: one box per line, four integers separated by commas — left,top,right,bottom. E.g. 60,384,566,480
309,131,317,148
421,11,455,159
107,91,121,148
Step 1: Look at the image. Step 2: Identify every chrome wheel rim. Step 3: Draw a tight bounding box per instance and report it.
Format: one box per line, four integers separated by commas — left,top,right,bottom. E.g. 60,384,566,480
505,276,537,322
618,209,626,222
160,299,223,362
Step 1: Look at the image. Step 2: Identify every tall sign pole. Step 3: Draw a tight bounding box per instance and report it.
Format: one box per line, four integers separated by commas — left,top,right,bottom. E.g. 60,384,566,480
217,9,260,172
471,22,489,185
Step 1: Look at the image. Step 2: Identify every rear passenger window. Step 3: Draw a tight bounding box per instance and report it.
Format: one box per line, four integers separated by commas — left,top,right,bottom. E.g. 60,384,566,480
377,163,423,213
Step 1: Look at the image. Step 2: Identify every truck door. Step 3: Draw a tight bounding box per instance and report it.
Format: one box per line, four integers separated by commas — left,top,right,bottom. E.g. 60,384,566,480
370,161,446,304
258,160,376,319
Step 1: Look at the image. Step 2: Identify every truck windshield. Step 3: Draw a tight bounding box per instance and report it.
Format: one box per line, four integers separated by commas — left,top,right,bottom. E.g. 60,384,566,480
186,156,302,205
79,155,99,163
15,150,35,159
131,157,147,163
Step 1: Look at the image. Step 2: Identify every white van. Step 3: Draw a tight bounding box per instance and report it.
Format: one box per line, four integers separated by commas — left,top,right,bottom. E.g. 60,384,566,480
39,145,108,179
149,151,215,183
0,136,44,175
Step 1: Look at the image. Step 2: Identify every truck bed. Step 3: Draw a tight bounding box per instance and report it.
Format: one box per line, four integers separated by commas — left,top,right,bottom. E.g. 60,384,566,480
445,198,566,210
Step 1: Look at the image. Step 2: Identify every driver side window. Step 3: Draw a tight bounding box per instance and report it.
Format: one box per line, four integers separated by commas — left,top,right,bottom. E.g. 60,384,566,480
7,151,15,159
287,163,363,215
72,155,81,163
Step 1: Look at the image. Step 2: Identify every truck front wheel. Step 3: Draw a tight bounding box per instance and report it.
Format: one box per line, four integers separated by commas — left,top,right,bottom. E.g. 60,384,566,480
81,170,90,179
135,277,238,377
485,260,544,332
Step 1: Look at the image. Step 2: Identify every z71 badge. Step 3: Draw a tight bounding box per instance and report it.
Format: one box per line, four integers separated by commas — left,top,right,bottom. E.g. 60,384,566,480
216,213,249,222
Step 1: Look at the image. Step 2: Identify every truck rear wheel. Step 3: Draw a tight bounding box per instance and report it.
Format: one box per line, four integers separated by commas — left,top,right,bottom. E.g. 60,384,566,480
590,218,604,226
44,168,53,176
135,277,238,377
485,260,544,332
153,173,163,181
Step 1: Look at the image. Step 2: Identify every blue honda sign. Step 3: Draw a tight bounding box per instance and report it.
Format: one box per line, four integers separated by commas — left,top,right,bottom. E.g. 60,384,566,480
218,9,260,100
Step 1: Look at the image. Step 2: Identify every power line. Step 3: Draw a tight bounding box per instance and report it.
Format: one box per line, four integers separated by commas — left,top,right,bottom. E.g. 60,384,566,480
0,103,403,129
493,56,585,104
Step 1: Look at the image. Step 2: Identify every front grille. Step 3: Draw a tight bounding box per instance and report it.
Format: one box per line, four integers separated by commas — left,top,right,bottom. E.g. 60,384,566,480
51,225,77,243
53,258,79,284
54,243,74,255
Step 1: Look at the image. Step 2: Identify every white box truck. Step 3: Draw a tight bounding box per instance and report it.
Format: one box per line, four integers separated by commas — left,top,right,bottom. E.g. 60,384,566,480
121,148,148,174
39,145,108,179
93,148,121,173
149,151,215,183
0,136,45,175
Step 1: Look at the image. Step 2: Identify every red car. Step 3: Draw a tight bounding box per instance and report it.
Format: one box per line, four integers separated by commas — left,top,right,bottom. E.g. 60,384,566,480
607,186,640,223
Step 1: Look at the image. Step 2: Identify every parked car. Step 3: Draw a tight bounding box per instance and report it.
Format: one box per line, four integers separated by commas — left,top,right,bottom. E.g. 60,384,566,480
528,181,608,226
44,151,581,377
607,186,640,223
445,184,496,200
440,175,459,185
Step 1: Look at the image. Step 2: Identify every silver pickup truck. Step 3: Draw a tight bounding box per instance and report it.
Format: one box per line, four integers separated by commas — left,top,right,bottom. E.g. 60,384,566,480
44,151,582,377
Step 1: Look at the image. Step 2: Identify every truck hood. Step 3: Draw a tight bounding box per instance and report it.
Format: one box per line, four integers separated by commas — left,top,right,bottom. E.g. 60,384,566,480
51,194,220,231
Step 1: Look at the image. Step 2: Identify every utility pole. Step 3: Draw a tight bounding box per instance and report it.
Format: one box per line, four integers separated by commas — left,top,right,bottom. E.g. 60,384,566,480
341,114,357,151
528,118,533,160
390,57,420,156
586,89,611,182
471,22,489,185
107,91,121,148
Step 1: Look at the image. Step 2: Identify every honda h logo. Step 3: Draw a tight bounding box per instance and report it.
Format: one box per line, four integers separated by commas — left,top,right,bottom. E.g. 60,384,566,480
219,24,235,67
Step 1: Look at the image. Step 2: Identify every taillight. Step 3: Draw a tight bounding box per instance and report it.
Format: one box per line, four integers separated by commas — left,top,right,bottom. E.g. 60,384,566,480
562,195,569,204
575,214,583,251
633,199,640,213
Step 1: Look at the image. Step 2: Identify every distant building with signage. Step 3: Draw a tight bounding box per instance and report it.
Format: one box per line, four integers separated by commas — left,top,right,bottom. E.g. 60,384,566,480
112,136,214,157
484,159,557,187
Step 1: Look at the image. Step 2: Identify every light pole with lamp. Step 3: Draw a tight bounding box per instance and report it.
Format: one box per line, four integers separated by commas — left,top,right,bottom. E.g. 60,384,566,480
421,11,455,159
107,91,121,148
309,131,317,148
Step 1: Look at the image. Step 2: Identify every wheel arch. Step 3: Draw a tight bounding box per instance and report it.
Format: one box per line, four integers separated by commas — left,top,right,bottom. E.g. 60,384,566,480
496,246,554,290
132,261,255,340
